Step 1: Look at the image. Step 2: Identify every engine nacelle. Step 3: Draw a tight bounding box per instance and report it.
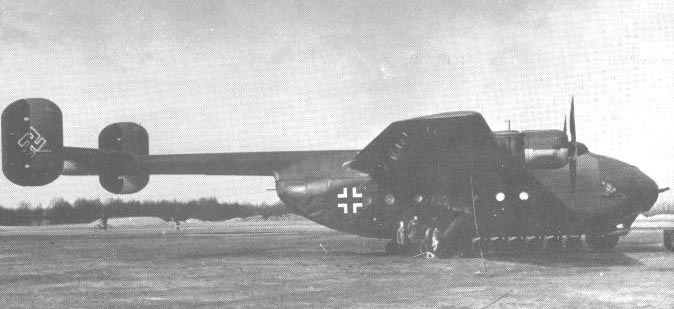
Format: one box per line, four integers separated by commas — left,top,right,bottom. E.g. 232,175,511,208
495,129,569,169
2,99,63,186
522,130,569,169
98,122,149,194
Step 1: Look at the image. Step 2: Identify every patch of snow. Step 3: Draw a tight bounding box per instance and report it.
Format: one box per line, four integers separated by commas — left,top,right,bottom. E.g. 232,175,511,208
240,215,264,222
88,217,171,227
185,219,209,224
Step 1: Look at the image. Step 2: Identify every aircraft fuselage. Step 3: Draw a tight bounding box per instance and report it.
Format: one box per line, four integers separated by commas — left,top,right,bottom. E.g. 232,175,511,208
276,149,659,240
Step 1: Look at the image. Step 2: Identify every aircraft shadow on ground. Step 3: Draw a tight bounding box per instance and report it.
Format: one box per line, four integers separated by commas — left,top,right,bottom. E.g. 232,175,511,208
616,244,666,253
328,250,643,267
477,251,643,267
325,251,391,257
174,247,296,259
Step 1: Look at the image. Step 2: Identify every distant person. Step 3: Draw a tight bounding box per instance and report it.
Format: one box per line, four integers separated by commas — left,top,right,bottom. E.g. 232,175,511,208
94,217,109,231
395,220,407,253
431,227,440,254
422,226,433,253
417,226,438,258
407,216,419,254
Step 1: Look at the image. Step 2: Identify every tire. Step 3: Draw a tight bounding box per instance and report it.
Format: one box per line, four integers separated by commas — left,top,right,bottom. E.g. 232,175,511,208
526,237,543,254
664,230,673,252
585,234,601,250
508,237,526,253
491,238,507,252
546,237,563,252
384,241,397,255
437,239,458,258
565,236,582,252
438,213,474,258
508,237,527,253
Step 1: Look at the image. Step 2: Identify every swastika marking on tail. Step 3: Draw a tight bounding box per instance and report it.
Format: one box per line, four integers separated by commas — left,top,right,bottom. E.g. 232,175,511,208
17,127,47,158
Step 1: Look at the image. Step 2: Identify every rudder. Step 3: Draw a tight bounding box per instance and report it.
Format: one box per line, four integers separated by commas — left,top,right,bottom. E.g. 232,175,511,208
98,122,149,194
2,98,63,186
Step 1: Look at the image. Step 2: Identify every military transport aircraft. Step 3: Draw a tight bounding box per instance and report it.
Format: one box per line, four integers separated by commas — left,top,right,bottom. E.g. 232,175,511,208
2,98,670,255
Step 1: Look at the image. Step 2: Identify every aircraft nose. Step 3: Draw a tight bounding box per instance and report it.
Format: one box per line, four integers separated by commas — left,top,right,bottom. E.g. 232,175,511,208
618,166,660,213
599,156,659,213
633,171,659,212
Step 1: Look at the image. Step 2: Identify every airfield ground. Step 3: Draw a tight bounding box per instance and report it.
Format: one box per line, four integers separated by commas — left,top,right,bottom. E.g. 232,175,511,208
0,219,672,308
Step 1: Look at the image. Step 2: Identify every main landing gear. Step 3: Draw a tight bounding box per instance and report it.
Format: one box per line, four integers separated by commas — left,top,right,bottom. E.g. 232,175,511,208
469,236,585,254
663,230,674,252
565,236,582,251
466,234,619,254
384,240,398,255
385,233,623,256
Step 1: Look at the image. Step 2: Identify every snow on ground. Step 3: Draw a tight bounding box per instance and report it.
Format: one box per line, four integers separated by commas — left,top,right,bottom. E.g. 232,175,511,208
88,217,171,227
83,214,309,227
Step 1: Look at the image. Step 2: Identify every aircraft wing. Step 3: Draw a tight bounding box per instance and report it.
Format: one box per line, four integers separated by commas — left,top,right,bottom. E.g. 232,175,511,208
3,98,501,199
144,151,355,176
62,148,354,177
349,111,501,188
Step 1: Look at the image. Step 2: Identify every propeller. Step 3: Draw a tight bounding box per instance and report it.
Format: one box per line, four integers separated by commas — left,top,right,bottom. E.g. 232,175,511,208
568,97,577,193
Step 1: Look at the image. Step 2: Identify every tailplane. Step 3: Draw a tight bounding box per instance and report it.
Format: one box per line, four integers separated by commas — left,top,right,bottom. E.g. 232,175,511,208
2,98,150,194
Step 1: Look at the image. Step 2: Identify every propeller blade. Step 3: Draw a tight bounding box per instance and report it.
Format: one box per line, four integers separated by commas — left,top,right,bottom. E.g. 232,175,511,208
570,96,576,143
563,116,567,136
569,96,577,193
570,157,577,193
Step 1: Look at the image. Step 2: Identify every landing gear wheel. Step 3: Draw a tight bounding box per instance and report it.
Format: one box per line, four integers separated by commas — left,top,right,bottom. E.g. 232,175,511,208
438,235,473,258
384,241,397,255
508,237,526,253
565,236,582,252
491,238,507,252
546,237,563,252
586,234,620,252
663,230,673,252
437,240,459,258
471,238,481,252
438,213,475,258
471,238,489,256
454,236,474,258
527,237,543,253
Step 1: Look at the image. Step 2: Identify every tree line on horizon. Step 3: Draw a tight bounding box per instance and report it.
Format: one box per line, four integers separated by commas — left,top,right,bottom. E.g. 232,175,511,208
0,198,292,226
1,195,672,227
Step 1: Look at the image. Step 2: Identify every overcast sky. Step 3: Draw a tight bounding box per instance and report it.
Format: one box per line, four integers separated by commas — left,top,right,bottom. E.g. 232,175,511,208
0,0,672,208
